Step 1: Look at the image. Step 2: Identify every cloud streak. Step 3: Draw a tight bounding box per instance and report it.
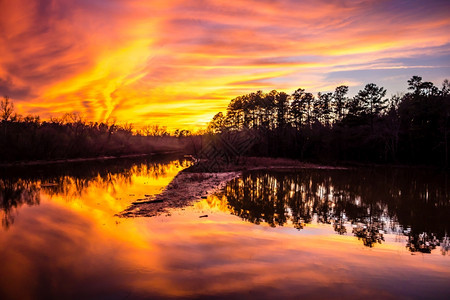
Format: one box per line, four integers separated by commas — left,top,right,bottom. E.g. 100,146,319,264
0,0,449,129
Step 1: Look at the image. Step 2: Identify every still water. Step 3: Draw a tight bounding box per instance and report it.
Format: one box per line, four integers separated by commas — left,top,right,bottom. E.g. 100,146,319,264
0,156,449,299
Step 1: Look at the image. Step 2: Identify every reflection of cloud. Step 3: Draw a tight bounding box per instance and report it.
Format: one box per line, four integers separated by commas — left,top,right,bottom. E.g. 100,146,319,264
0,0,449,128
0,162,449,298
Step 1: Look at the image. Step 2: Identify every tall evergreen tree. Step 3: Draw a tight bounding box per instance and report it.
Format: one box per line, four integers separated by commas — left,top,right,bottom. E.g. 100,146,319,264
333,85,349,121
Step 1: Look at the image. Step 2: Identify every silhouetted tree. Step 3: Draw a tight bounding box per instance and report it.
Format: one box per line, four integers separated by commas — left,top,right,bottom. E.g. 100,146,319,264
314,92,333,126
290,88,306,128
290,88,314,127
333,85,349,121
442,79,450,96
356,83,387,131
0,96,14,121
408,75,439,96
274,91,289,129
207,112,225,133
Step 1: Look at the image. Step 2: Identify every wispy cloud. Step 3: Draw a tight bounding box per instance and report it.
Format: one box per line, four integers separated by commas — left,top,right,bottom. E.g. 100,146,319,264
1,0,449,129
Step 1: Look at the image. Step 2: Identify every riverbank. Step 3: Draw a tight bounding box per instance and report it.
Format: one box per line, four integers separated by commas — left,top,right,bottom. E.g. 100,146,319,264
0,151,183,167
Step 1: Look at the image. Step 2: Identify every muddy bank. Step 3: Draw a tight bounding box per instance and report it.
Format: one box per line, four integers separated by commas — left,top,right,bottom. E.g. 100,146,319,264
118,171,239,218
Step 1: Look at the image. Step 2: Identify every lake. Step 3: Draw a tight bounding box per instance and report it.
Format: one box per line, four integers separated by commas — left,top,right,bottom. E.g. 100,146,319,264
0,156,449,299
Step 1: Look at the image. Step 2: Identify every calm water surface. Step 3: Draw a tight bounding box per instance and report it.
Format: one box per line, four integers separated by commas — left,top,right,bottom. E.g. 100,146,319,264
0,157,449,299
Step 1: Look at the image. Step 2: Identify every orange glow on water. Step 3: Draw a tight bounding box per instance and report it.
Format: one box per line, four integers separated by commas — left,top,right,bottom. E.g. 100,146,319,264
0,160,449,298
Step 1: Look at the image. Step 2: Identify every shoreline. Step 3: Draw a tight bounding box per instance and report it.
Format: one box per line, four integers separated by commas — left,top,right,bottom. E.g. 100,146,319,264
184,156,349,173
0,151,183,167
1,153,443,171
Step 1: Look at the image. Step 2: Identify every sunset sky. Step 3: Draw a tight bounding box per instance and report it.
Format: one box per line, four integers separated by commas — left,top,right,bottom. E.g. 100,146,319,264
1,0,449,130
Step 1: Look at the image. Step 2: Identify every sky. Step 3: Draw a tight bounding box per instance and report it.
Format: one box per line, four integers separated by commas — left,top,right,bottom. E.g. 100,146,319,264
0,0,449,130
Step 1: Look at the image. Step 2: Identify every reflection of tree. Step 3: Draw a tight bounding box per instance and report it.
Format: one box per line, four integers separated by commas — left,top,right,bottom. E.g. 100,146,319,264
41,160,186,200
352,222,385,248
406,232,440,254
0,157,189,229
440,236,449,256
333,215,347,235
225,174,285,227
0,179,40,229
222,168,449,252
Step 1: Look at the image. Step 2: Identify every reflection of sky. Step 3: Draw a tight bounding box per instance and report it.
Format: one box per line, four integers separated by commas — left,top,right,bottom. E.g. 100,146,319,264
1,164,450,298
0,0,449,129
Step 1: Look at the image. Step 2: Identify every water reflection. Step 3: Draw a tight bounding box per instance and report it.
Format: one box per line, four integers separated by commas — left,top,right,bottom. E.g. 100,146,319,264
0,155,190,230
0,162,449,299
221,168,450,252
0,178,40,229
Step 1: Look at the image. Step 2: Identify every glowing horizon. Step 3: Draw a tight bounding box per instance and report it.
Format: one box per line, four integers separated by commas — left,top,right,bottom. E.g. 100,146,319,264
1,0,449,130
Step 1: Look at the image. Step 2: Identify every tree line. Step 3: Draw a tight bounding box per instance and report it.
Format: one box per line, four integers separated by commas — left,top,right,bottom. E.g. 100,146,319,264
1,75,449,166
0,97,193,163
207,76,450,167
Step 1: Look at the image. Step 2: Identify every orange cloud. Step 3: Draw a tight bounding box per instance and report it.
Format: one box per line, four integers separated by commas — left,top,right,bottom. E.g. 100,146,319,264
0,0,449,130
